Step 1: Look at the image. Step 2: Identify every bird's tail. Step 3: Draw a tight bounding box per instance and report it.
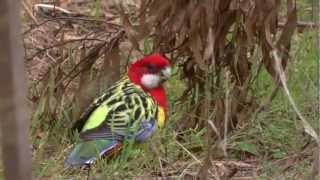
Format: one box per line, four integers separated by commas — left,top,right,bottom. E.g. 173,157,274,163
64,139,122,168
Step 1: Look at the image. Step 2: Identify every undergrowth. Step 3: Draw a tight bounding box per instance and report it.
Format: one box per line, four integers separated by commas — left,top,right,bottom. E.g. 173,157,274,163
0,1,317,180
29,30,318,179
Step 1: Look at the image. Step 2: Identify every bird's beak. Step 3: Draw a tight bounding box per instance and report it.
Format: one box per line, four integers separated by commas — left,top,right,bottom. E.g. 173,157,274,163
160,67,171,82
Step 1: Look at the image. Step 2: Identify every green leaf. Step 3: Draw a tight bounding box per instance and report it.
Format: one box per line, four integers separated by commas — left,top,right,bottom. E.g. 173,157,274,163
94,0,102,17
143,39,153,55
271,148,287,159
236,142,259,155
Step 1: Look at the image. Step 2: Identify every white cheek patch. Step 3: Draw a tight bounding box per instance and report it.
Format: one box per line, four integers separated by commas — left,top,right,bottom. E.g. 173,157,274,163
161,67,171,78
141,74,161,89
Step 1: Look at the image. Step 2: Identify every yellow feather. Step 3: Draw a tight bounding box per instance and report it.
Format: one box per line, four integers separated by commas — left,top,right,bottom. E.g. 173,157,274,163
157,107,166,128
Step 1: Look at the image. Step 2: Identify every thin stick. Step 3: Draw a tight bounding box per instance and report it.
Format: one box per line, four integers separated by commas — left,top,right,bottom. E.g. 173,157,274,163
22,0,38,24
208,119,221,140
222,71,231,157
34,4,73,15
178,160,201,179
272,50,319,144
174,135,202,164
158,157,164,177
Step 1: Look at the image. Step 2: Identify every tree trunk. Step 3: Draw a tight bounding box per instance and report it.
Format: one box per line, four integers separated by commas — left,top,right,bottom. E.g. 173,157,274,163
0,0,32,179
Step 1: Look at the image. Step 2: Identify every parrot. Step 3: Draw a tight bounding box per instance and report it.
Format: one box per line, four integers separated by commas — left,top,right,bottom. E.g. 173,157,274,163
65,54,171,168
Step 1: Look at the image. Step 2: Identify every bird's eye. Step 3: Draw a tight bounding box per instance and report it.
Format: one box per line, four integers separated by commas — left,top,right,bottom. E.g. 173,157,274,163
146,64,158,73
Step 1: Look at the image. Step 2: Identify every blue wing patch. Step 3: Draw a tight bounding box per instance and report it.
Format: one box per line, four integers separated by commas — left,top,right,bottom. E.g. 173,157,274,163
134,119,157,142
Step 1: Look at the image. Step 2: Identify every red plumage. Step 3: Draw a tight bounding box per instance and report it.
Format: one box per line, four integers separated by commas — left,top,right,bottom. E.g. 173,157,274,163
128,54,170,110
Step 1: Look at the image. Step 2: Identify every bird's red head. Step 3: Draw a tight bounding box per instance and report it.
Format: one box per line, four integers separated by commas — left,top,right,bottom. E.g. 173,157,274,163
128,54,171,109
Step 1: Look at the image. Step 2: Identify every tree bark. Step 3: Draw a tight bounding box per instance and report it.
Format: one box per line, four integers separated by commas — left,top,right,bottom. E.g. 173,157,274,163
0,0,32,179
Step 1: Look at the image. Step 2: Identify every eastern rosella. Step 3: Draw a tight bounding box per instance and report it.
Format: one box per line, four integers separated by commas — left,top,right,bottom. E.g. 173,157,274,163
65,54,171,168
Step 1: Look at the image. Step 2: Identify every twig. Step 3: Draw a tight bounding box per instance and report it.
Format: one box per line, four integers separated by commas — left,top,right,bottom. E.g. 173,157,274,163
158,157,164,177
272,50,319,145
56,43,107,90
223,71,231,157
22,0,38,24
174,134,202,164
86,168,90,180
55,30,124,91
34,4,73,15
27,38,106,61
208,119,221,140
46,51,57,64
23,17,120,35
178,161,201,179
210,166,222,180
278,21,319,29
